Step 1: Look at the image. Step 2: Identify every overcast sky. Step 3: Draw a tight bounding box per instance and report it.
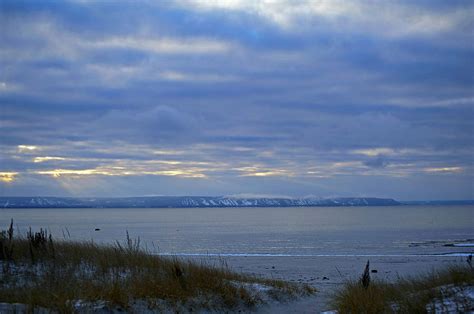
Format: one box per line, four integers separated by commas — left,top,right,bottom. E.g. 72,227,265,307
0,0,473,200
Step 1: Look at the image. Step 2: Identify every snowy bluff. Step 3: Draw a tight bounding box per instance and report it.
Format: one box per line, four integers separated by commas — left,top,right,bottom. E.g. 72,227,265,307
0,196,400,208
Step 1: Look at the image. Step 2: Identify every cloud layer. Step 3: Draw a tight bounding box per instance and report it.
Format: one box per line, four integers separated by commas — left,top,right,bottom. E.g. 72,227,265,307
1,0,473,200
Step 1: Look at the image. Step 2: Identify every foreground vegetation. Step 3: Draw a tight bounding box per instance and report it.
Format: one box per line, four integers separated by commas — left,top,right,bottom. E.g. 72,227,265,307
331,260,474,313
0,221,315,313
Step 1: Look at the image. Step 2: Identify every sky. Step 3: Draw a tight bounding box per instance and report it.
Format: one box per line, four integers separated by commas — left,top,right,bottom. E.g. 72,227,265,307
0,0,473,200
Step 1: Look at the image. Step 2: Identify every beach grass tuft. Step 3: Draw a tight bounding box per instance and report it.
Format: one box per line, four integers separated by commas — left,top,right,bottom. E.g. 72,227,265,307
331,262,474,313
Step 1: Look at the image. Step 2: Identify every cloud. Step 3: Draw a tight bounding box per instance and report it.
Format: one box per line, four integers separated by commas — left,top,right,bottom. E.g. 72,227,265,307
17,145,38,153
0,172,18,183
0,81,21,93
363,156,390,169
35,167,207,179
424,167,463,174
430,97,474,107
159,71,238,82
36,168,112,177
0,0,472,199
92,105,200,145
180,0,473,38
32,156,67,163
89,36,233,55
353,148,395,157
234,166,293,177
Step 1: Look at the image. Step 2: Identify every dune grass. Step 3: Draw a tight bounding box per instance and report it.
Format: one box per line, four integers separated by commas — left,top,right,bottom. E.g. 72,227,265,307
331,261,474,313
0,221,315,312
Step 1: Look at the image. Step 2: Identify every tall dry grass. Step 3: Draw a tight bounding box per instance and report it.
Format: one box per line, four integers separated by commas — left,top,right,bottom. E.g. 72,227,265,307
0,221,315,312
331,260,474,313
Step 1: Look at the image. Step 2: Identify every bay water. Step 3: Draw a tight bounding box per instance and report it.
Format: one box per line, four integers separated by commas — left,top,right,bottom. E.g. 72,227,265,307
1,205,473,257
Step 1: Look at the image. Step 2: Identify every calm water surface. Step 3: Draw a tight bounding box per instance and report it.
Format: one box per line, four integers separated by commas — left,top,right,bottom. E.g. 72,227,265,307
1,206,473,256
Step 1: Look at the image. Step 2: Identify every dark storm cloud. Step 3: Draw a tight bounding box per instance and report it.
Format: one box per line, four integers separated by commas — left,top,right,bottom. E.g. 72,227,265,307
0,0,473,199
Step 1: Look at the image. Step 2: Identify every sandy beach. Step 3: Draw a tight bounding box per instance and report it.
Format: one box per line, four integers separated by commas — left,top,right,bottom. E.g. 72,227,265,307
201,255,468,312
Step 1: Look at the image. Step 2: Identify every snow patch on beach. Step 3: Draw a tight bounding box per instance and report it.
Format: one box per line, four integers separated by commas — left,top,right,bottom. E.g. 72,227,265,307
427,285,474,313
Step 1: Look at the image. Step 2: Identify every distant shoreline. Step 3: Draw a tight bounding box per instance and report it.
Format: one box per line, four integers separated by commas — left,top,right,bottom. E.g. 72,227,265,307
1,196,473,208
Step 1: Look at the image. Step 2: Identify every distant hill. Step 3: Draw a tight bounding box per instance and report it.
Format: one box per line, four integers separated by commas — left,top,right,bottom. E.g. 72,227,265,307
1,196,471,209
0,196,402,208
400,200,474,206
